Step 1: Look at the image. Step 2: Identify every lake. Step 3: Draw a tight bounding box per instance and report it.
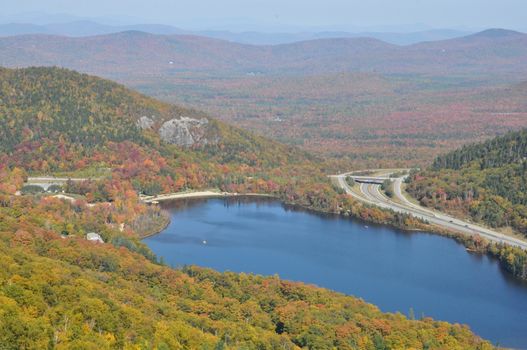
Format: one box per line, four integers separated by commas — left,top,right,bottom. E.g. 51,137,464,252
144,197,527,349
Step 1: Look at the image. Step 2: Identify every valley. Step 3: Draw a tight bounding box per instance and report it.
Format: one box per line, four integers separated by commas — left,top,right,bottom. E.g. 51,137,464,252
137,73,527,166
1,9,527,348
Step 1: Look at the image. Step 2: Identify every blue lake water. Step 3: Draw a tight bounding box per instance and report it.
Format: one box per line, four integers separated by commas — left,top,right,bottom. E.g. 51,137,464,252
144,197,527,349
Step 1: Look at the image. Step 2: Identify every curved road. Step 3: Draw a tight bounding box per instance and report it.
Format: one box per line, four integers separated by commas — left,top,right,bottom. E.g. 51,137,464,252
333,173,527,250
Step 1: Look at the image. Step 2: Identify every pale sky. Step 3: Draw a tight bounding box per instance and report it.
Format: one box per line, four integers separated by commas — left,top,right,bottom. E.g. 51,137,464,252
2,0,527,32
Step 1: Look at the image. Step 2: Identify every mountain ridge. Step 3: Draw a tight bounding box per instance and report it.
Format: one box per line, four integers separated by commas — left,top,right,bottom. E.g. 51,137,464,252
0,19,478,45
469,28,524,39
0,28,525,77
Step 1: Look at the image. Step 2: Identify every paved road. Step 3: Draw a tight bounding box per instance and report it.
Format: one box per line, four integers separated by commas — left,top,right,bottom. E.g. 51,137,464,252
333,173,527,250
27,177,90,183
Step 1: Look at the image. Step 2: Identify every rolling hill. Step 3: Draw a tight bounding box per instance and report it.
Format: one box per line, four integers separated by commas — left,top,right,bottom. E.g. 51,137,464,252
0,29,526,77
0,67,497,349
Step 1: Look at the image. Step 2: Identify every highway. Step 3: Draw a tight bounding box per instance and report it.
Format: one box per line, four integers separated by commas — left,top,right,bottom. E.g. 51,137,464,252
333,172,527,250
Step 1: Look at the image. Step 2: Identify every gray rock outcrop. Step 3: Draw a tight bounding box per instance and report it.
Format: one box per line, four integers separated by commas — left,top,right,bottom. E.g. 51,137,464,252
137,116,155,130
158,117,210,147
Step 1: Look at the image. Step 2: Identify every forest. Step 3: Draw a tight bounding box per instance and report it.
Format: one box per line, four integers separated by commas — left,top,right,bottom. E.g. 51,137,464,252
0,67,498,348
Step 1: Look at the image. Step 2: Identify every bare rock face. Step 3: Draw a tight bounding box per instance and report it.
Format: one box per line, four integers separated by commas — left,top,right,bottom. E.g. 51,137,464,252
137,114,217,147
137,116,155,130
158,117,210,147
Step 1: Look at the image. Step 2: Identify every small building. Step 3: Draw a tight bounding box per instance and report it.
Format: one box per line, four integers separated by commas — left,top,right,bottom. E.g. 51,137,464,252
86,232,104,243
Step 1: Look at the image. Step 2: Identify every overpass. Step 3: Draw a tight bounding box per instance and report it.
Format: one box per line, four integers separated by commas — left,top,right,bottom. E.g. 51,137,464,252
347,175,390,185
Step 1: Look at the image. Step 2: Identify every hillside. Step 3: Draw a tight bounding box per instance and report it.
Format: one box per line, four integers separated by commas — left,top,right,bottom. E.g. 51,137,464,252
0,66,316,173
0,67,497,348
407,129,527,236
432,129,527,170
0,29,526,77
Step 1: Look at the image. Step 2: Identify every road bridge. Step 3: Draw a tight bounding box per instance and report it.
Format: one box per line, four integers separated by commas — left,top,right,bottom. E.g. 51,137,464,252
347,175,390,185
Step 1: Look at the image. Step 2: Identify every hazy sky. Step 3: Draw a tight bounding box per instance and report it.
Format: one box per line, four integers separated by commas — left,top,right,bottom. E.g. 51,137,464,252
3,0,527,32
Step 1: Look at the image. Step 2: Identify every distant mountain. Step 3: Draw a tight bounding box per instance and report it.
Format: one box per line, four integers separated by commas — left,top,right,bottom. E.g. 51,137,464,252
468,28,525,39
0,20,187,37
0,32,263,76
0,20,471,45
0,23,43,36
0,29,525,77
201,29,472,46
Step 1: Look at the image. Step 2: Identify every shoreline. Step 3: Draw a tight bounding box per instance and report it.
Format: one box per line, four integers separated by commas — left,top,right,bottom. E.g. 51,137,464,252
140,216,171,239
141,190,277,204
